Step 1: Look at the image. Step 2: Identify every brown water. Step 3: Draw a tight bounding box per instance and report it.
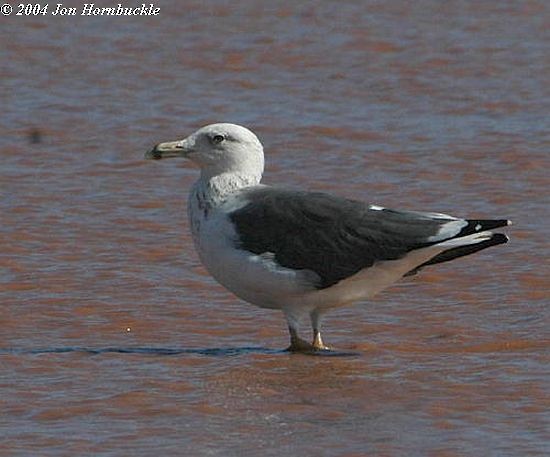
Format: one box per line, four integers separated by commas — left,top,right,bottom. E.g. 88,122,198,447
1,1,549,456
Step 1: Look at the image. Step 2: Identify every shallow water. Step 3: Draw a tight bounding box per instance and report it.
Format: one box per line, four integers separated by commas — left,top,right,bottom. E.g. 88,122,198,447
1,1,549,456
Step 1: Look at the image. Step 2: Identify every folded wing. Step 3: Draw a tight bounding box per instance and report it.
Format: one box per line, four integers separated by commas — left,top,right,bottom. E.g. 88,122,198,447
229,188,510,289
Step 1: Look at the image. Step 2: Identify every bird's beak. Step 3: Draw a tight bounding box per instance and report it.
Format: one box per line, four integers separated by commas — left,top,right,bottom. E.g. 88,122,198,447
145,139,192,160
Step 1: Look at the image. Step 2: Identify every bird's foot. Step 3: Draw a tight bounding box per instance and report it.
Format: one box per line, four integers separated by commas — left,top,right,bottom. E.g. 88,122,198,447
286,325,332,353
286,336,316,353
286,337,332,353
312,342,331,351
312,332,331,351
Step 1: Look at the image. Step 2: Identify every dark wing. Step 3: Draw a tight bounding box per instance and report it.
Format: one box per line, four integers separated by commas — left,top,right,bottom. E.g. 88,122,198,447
229,187,509,289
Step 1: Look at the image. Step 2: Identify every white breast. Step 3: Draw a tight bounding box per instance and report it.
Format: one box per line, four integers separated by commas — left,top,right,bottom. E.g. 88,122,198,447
187,180,316,310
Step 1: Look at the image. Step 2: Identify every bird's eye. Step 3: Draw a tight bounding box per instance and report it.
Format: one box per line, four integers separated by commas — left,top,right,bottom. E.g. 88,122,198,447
212,134,225,144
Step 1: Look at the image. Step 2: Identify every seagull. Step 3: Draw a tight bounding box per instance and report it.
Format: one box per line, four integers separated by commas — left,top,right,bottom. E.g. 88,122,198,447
145,123,511,353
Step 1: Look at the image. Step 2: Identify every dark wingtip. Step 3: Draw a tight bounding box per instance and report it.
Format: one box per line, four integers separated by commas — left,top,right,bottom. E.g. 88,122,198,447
144,145,163,160
492,233,510,245
458,219,512,237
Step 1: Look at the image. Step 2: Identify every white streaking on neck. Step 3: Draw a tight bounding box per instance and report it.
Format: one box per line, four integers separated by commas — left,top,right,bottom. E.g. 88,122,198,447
198,171,261,206
187,171,261,244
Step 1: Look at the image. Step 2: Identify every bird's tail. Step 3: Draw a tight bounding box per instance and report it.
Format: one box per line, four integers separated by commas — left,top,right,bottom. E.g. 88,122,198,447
406,219,511,275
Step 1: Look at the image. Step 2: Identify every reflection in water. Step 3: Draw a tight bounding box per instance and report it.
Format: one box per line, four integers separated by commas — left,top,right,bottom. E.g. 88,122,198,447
0,346,362,357
0,346,278,356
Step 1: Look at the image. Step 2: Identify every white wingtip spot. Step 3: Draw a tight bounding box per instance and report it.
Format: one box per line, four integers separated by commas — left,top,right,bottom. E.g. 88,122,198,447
369,205,385,211
507,220,513,226
475,224,482,231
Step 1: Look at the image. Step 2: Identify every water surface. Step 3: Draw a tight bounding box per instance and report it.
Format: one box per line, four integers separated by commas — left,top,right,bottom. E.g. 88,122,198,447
1,1,549,456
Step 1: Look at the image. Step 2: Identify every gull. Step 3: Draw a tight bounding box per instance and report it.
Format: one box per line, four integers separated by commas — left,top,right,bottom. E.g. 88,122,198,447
145,123,511,353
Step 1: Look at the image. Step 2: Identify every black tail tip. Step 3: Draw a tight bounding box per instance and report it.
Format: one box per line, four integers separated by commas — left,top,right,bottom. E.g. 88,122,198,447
493,233,510,245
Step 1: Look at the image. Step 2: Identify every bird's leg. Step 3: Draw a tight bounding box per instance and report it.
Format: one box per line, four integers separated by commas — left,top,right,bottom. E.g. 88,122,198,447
313,330,329,351
285,311,315,352
311,310,330,351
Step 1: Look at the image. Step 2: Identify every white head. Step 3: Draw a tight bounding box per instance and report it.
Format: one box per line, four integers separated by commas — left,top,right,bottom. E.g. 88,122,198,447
146,123,265,181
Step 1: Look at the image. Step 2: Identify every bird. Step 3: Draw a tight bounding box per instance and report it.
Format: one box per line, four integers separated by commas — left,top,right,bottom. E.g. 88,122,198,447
145,123,511,353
